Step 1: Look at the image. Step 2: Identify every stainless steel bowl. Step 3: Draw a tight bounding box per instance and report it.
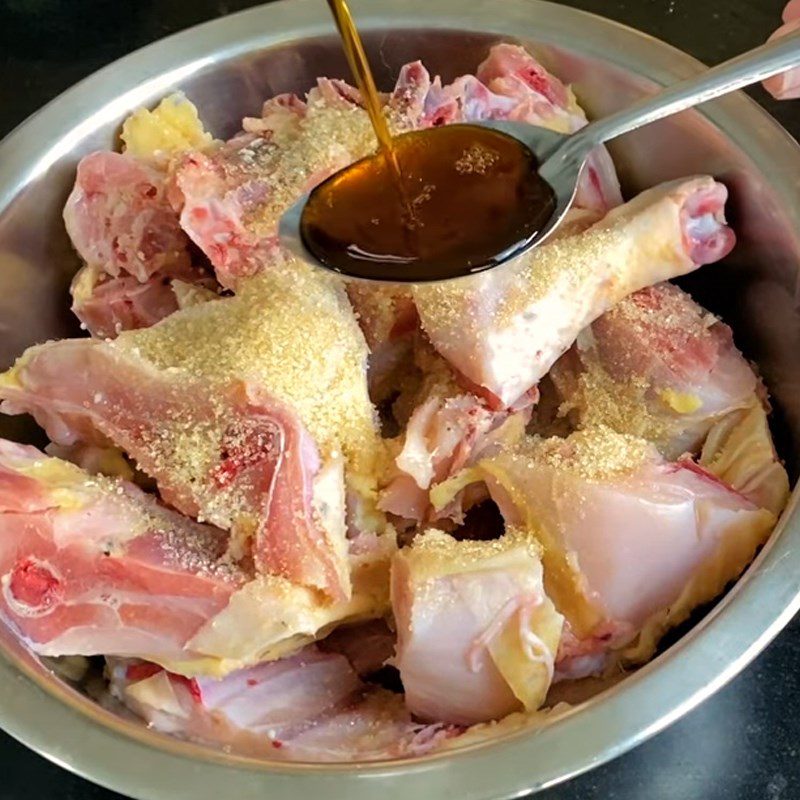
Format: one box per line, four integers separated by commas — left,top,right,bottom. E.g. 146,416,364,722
0,1,799,798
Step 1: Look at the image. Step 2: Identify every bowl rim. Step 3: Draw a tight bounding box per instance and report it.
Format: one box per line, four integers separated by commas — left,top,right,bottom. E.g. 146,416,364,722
1,1,800,798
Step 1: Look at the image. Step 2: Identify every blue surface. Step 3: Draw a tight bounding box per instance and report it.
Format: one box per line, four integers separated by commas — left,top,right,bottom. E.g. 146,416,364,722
0,1,797,798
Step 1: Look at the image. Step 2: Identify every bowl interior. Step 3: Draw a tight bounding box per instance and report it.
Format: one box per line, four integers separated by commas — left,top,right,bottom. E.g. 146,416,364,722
0,12,799,795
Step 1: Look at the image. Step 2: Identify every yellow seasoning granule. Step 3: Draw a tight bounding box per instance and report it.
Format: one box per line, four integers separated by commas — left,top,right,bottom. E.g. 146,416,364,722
121,93,213,159
524,424,653,482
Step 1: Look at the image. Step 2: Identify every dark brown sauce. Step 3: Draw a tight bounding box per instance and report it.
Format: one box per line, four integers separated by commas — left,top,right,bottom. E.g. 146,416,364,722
301,125,556,282
314,0,556,282
326,0,396,169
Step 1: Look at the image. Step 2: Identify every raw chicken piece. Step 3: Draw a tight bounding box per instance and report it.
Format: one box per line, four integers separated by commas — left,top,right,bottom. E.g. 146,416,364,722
109,646,455,761
109,647,360,749
0,261,384,601
433,427,779,671
64,131,221,338
64,151,191,283
420,73,517,126
170,87,377,288
185,531,395,672
0,440,247,663
70,262,218,339
475,43,585,131
414,176,736,409
379,339,529,525
109,648,346,748
167,141,272,290
391,530,563,725
388,61,434,126
551,283,761,459
380,393,524,524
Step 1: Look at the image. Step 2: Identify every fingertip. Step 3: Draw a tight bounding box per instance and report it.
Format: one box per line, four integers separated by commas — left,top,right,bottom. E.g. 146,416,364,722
763,70,800,100
783,0,800,23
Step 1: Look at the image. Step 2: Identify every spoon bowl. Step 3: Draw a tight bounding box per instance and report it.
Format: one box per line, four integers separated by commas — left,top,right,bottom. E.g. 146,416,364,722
278,121,567,284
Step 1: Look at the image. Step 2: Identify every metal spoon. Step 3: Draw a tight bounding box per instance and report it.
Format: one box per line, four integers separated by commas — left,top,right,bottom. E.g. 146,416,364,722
280,29,800,283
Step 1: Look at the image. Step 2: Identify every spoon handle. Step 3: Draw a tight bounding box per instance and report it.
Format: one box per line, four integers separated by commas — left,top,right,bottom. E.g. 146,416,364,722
577,29,800,148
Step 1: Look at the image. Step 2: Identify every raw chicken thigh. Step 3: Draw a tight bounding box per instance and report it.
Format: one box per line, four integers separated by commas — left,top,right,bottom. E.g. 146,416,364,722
0,43,789,763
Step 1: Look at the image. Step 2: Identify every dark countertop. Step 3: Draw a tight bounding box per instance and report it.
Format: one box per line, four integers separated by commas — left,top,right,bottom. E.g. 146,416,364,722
0,1,798,798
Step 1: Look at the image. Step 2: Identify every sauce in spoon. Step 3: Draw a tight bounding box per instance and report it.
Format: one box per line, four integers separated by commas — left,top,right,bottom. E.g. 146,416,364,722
301,123,556,282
